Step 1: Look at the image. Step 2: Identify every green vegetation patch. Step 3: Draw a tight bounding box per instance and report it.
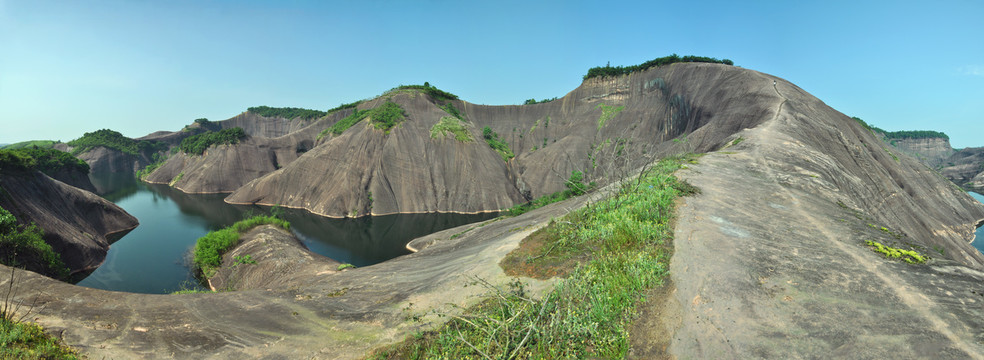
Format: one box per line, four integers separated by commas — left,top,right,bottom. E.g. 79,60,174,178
482,126,514,162
507,171,595,217
369,155,698,359
0,316,81,359
1,140,56,150
865,240,926,264
67,129,165,156
0,206,69,279
192,215,289,278
393,83,458,102
179,127,247,155
584,54,734,80
430,117,473,142
367,101,408,132
596,103,625,130
320,101,408,139
852,116,949,140
523,97,559,105
247,106,327,120
0,151,37,174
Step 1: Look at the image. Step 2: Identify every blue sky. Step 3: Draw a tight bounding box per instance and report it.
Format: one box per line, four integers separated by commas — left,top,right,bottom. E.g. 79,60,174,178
1,0,982,147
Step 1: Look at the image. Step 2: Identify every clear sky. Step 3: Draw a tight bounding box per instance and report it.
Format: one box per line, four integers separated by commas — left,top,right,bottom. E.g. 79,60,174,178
1,0,982,147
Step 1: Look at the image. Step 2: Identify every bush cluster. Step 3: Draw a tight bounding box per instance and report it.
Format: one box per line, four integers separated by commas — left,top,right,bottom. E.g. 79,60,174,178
179,127,247,155
508,171,595,216
482,126,514,162
393,83,459,102
583,54,734,80
67,129,166,156
0,206,68,279
523,97,559,105
247,106,327,120
192,215,290,277
320,101,408,138
430,117,473,142
852,116,949,140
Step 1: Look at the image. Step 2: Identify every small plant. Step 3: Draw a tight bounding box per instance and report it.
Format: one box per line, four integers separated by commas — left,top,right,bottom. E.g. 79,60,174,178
337,263,356,270
430,117,473,142
233,254,256,266
865,240,926,264
596,103,625,130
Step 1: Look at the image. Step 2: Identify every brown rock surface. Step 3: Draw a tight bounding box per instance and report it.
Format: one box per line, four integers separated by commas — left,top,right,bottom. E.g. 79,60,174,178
0,171,138,275
11,63,984,358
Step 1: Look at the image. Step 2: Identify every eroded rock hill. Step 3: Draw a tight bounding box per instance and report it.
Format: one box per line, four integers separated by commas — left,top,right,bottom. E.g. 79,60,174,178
942,147,984,191
0,171,138,275
145,63,779,218
885,136,955,167
11,62,984,359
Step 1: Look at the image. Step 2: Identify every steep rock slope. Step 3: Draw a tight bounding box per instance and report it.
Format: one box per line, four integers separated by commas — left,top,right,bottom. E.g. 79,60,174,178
15,63,984,359
0,171,138,274
226,63,776,216
76,146,154,175
662,77,984,358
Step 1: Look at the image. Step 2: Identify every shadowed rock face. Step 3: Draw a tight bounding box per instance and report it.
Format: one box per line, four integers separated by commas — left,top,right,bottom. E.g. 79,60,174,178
941,147,984,191
0,171,138,275
76,146,153,175
15,63,984,358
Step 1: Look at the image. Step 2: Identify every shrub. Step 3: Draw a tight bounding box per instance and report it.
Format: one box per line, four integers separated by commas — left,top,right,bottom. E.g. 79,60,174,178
67,129,166,156
319,101,408,138
0,206,69,279
247,106,327,120
0,150,37,173
583,54,733,80
8,147,89,175
523,97,559,105
192,215,289,277
393,84,459,102
482,126,514,162
367,101,407,132
430,117,473,142
179,127,247,155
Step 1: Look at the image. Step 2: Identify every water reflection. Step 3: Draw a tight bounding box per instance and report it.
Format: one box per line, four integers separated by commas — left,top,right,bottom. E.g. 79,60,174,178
78,173,497,294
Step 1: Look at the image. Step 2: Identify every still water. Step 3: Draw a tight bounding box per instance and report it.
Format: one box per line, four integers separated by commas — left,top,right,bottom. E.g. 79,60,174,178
77,173,497,294
970,191,984,254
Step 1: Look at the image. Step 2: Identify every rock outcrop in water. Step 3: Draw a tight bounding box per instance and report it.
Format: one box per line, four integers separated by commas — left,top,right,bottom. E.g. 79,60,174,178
0,170,138,275
14,62,984,358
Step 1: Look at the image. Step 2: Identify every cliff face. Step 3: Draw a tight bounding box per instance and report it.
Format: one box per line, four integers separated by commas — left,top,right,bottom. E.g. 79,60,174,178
0,171,138,274
76,146,152,175
216,63,777,216
885,137,954,167
940,147,984,190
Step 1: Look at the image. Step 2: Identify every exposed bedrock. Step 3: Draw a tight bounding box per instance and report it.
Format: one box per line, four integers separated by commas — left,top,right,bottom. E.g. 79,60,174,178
15,63,984,358
207,225,341,291
0,171,138,275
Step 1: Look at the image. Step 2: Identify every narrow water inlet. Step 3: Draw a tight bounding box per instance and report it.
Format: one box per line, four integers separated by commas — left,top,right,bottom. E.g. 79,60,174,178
76,172,497,294
968,191,984,254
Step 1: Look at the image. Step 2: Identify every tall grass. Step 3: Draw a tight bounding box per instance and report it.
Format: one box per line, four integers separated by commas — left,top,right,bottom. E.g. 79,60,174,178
369,154,699,359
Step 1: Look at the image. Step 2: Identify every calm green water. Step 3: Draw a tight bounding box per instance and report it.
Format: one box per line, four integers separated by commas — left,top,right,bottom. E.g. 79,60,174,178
77,173,497,294
969,191,984,254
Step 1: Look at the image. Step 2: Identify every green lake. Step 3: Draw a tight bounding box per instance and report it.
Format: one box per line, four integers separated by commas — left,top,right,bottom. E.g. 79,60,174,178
76,173,497,294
